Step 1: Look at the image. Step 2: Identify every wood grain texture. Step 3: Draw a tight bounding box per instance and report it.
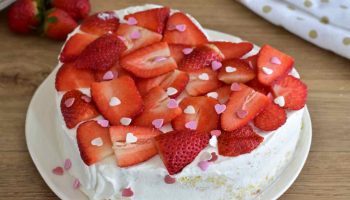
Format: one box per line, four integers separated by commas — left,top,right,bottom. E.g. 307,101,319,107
0,0,349,199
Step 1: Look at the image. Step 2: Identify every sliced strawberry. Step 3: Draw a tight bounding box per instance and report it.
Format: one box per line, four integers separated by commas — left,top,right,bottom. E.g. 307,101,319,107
271,75,307,110
133,87,182,127
178,44,224,71
91,76,143,125
246,78,270,95
218,125,263,157
116,24,162,54
124,7,170,34
257,45,294,85
120,42,177,78
185,68,222,96
169,44,192,64
209,41,253,59
109,125,161,167
55,62,95,91
163,12,208,46
77,120,113,165
254,101,287,131
221,84,269,131
172,96,219,133
155,130,210,175
60,90,99,128
218,59,256,84
75,34,126,71
137,69,189,98
59,33,98,63
94,62,130,82
243,54,258,70
80,11,120,36
212,85,231,104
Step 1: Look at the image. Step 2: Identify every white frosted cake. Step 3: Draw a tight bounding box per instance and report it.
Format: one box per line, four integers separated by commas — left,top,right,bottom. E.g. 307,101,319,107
53,4,307,200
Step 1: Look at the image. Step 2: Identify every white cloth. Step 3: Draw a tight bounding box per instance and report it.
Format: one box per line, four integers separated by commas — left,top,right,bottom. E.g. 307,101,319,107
239,0,350,59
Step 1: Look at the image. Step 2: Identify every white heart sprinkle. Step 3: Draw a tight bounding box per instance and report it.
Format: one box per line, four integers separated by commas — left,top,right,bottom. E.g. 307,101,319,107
209,136,217,147
109,97,121,106
184,105,196,114
166,87,178,96
262,67,273,75
120,117,132,125
91,137,103,147
274,96,285,107
126,132,138,143
207,92,218,99
64,98,75,108
225,66,237,73
198,73,209,81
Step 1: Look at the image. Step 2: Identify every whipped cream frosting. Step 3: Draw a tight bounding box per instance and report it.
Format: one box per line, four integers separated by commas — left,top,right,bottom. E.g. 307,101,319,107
55,4,305,200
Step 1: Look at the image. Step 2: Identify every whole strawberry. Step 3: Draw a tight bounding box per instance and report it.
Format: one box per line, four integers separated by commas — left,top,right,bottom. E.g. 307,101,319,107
43,8,78,40
7,0,43,34
52,0,90,20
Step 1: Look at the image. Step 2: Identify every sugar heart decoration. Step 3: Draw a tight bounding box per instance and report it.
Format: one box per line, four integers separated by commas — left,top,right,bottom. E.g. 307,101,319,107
184,105,196,114
209,136,218,147
225,66,237,73
198,73,209,81
52,167,64,175
167,99,178,109
73,178,80,189
130,30,141,39
175,24,186,32
103,71,115,80
208,152,218,162
127,17,138,25
185,120,197,130
236,109,248,119
230,82,241,91
270,56,281,65
65,98,75,108
97,119,109,128
262,67,273,75
120,117,132,125
210,129,221,137
164,175,176,184
166,87,178,96
109,97,121,106
122,188,134,197
214,104,226,114
81,96,91,103
126,132,138,143
274,96,285,107
91,137,103,147
64,159,72,170
207,92,218,99
152,119,164,129
198,160,210,171
182,48,193,55
211,60,222,71
154,56,167,62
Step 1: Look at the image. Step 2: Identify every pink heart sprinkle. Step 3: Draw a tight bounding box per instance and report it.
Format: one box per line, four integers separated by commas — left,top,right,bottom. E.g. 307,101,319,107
267,92,273,100
122,188,134,197
211,60,222,71
130,30,141,39
182,48,193,55
64,159,72,170
230,83,241,91
154,56,167,62
127,17,138,25
185,120,197,130
152,118,164,129
64,98,75,108
102,71,114,80
208,152,218,162
236,109,248,119
214,104,226,114
52,167,64,175
97,119,109,128
176,24,186,32
210,129,221,137
198,160,210,171
164,175,176,184
73,178,80,189
270,56,281,65
167,99,178,109
81,96,91,103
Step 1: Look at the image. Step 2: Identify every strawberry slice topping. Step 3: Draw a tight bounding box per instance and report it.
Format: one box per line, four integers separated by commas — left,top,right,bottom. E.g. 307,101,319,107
116,24,163,54
209,41,253,59
254,101,287,131
246,78,271,95
124,7,170,34
55,62,95,91
212,85,232,104
59,33,98,63
271,75,307,110
218,125,263,157
172,96,219,132
163,12,208,46
80,11,120,36
109,125,161,167
77,120,113,165
120,42,177,78
185,68,222,96
221,84,269,131
218,59,256,84
137,69,189,98
257,45,294,85
155,130,210,175
91,76,143,125
60,90,99,128
133,87,182,127
178,44,224,71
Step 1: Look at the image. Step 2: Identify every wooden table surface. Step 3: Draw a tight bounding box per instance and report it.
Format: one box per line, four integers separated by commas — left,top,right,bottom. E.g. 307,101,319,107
0,0,349,199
